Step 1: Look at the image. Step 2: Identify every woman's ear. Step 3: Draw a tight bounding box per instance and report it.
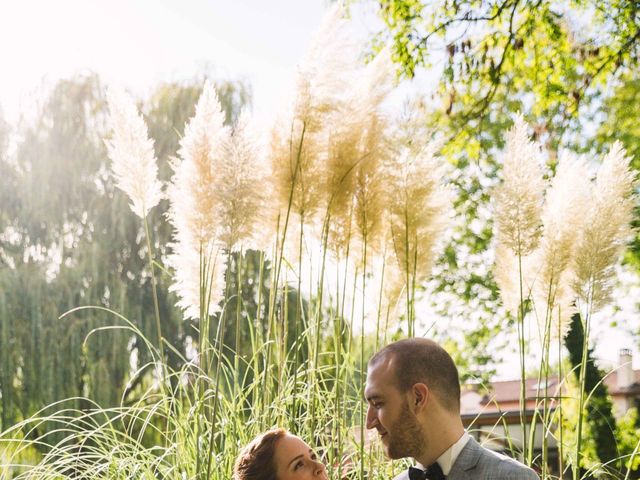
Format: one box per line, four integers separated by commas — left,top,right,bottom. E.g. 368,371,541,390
412,383,429,412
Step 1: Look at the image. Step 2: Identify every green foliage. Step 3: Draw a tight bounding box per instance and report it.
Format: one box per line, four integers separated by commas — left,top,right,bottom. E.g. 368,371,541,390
0,322,396,480
558,374,601,475
597,74,640,168
565,312,620,473
0,73,250,444
374,0,639,149
428,156,505,383
0,76,133,437
595,73,640,271
616,407,640,474
366,3,640,476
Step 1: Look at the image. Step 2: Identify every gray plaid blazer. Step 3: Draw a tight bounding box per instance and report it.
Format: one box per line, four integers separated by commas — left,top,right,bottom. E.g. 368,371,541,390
393,437,539,480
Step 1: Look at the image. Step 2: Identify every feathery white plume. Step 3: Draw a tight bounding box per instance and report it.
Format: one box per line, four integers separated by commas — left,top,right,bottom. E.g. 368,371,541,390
106,87,163,218
493,115,546,315
531,153,591,337
385,133,453,303
267,4,357,264
169,82,229,245
572,142,637,309
215,110,270,251
494,114,546,255
325,48,395,258
167,82,228,319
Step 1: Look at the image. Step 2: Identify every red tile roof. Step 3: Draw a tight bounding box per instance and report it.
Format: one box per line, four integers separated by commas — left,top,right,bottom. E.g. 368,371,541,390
460,368,640,416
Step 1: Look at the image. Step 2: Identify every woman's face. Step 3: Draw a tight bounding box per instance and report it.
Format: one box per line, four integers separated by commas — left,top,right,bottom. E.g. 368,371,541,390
274,434,327,480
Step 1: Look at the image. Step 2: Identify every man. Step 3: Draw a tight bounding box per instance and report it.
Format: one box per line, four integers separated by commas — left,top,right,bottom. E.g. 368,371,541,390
365,338,538,480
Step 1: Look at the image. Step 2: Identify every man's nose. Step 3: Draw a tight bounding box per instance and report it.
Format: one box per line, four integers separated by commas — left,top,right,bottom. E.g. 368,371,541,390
365,404,377,429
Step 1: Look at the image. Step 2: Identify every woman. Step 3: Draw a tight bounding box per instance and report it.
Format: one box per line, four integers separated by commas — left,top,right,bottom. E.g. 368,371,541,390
234,428,328,480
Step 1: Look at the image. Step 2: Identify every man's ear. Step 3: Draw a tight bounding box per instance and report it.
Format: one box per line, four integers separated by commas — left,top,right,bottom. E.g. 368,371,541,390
411,383,429,412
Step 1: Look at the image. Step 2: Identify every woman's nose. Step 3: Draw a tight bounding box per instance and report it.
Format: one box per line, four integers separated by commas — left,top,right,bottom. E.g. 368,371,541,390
314,460,325,475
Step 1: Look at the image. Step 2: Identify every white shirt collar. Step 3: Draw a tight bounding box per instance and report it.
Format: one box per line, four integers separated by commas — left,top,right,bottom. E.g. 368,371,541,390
430,431,471,475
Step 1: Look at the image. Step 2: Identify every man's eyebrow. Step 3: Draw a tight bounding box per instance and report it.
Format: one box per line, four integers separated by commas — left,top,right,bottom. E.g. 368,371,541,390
365,394,382,402
288,455,304,468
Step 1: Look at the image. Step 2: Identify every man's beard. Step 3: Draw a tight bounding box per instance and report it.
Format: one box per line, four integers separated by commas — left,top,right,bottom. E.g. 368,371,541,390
385,401,425,459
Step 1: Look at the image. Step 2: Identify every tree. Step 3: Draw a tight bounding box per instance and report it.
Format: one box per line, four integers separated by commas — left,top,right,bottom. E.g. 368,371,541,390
372,0,639,152
616,407,640,477
361,0,640,370
565,312,620,475
0,73,251,441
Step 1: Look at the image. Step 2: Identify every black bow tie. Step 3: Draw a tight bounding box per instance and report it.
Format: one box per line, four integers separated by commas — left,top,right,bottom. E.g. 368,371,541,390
408,464,445,480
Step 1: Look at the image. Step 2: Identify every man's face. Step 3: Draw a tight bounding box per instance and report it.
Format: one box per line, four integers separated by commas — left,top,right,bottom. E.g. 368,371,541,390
364,357,426,459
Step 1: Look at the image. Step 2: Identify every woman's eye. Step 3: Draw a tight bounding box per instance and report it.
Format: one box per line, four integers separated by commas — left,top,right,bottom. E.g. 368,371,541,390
295,461,304,470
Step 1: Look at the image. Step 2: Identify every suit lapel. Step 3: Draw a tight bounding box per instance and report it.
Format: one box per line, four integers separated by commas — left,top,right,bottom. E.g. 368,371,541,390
448,436,482,479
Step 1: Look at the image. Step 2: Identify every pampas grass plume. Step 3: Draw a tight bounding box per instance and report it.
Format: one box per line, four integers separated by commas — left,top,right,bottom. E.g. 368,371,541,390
167,82,228,318
494,114,545,256
215,110,270,251
532,153,591,337
325,48,395,256
106,87,163,218
269,3,355,215
385,133,453,302
169,82,229,245
572,142,637,309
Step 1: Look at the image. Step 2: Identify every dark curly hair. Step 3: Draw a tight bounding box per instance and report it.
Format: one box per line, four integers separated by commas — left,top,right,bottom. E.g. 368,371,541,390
234,428,288,480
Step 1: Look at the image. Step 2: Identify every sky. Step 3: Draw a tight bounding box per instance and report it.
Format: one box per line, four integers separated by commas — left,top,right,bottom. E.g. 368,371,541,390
0,0,381,124
1,0,638,377
0,0,318,122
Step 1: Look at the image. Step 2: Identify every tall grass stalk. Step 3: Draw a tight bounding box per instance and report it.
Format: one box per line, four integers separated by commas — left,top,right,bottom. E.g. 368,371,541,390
310,218,331,436
557,315,566,478
360,237,369,480
293,218,305,431
233,250,244,401
517,255,529,461
261,216,282,423
204,286,233,480
574,295,593,480
142,214,166,391
375,248,388,350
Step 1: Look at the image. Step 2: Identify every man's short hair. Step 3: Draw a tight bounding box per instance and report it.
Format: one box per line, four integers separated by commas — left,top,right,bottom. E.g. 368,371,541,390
369,338,461,413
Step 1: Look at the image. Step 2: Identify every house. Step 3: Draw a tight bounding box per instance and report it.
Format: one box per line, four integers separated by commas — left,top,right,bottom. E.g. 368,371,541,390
459,349,640,473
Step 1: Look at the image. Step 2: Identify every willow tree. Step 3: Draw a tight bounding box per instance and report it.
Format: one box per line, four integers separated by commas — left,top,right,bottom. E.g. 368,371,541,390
0,73,250,440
